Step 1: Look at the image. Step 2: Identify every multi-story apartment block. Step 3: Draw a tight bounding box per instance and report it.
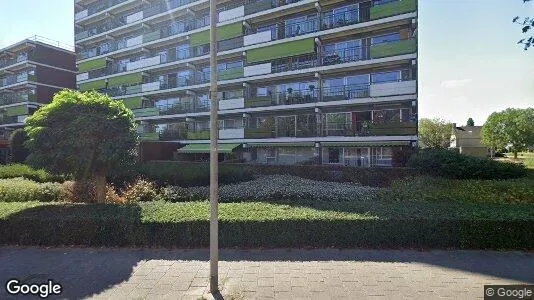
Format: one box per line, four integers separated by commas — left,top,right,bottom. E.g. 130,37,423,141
74,0,418,167
0,37,77,163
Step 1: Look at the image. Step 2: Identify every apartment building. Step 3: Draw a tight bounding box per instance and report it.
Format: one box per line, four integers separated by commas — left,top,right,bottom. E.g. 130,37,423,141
0,37,77,163
74,0,418,167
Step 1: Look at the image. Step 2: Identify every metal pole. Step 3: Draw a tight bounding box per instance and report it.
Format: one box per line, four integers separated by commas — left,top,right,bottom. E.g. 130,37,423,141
209,0,219,294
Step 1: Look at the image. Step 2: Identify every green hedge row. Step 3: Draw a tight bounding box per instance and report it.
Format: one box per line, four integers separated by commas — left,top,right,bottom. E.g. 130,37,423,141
1,202,533,249
0,164,65,183
408,149,526,180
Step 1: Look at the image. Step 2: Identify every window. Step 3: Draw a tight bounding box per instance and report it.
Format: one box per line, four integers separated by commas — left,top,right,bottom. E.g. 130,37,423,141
332,4,359,24
257,24,278,40
176,44,190,60
285,15,317,37
371,33,401,45
328,148,341,164
371,71,401,84
256,87,272,97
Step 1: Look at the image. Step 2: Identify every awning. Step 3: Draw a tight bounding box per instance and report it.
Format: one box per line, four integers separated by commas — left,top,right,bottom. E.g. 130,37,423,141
322,141,411,147
247,142,315,148
177,143,241,154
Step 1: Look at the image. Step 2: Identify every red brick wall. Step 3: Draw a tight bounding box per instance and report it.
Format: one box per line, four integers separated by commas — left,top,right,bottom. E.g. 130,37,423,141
32,44,76,71
36,86,61,104
36,65,76,89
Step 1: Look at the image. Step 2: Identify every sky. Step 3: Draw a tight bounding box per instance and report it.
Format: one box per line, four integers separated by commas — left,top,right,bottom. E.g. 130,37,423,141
0,0,533,126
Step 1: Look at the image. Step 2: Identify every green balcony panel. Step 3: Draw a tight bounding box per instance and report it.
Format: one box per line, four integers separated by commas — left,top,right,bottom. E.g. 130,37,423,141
244,96,272,108
370,0,417,20
133,107,159,117
368,122,417,136
121,97,143,109
139,132,160,141
187,131,210,140
143,30,161,43
190,30,210,46
190,22,243,46
218,68,244,81
247,38,315,63
78,58,107,72
177,143,240,153
244,0,273,15
108,73,143,87
218,22,243,41
5,105,28,117
370,39,417,59
79,79,107,91
245,128,274,138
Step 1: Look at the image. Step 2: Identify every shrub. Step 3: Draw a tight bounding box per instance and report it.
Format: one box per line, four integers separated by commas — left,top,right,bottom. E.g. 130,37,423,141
0,164,65,183
140,162,254,187
161,175,381,203
0,178,63,202
386,176,534,204
8,129,29,163
122,179,158,202
408,149,526,180
1,201,534,249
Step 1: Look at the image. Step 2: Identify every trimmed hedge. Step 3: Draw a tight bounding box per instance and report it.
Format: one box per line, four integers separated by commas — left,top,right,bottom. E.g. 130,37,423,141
1,201,534,249
408,149,526,180
0,178,64,202
0,164,65,183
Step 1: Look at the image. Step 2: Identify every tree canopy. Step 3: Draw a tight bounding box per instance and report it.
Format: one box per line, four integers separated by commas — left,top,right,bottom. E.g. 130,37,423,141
481,108,534,158
514,0,533,50
8,129,29,163
418,118,453,149
25,90,138,202
466,118,475,126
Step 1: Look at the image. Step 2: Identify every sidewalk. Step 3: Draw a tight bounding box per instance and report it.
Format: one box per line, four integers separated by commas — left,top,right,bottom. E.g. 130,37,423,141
0,247,533,299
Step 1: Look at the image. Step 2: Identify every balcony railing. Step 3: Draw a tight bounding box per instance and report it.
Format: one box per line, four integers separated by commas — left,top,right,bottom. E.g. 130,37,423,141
0,74,36,88
156,100,211,116
324,121,417,137
0,92,36,106
0,53,31,69
75,0,130,22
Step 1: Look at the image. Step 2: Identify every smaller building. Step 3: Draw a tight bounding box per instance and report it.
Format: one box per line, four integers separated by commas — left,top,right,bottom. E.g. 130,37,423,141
0,36,76,163
450,124,489,157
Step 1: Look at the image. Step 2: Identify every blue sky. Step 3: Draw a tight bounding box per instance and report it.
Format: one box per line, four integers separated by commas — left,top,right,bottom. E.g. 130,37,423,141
0,0,532,125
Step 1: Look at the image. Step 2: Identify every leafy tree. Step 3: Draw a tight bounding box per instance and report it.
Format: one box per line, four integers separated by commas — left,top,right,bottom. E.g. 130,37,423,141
466,118,475,126
25,90,138,203
8,129,29,163
418,118,453,149
514,0,533,50
482,108,534,159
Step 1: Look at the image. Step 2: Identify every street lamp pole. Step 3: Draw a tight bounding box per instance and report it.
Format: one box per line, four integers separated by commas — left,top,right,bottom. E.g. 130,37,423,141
209,0,219,294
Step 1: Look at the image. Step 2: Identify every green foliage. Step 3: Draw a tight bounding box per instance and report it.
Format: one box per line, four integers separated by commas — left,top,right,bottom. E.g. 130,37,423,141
24,90,138,180
0,178,63,202
0,164,65,183
1,201,534,249
408,149,527,179
8,129,29,163
466,118,475,126
138,162,254,187
386,176,534,204
514,0,533,50
482,108,534,157
418,118,453,148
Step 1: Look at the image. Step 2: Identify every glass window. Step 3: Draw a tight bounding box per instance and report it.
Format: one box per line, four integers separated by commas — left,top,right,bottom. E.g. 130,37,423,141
346,74,369,86
371,33,401,45
371,71,401,84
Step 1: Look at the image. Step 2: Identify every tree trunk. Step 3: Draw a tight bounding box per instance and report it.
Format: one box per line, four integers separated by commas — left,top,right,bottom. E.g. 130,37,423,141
514,151,518,159
95,174,106,203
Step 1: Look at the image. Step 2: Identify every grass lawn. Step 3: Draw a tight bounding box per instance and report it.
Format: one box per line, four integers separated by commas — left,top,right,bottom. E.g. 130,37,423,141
503,152,534,169
1,200,534,249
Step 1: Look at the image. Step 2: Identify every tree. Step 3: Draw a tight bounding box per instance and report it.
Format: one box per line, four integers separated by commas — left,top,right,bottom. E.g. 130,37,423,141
466,118,475,126
514,0,533,50
418,118,453,149
8,129,29,163
25,90,138,203
482,108,534,159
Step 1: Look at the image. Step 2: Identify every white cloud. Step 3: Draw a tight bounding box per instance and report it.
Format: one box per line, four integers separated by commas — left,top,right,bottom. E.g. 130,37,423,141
440,79,473,88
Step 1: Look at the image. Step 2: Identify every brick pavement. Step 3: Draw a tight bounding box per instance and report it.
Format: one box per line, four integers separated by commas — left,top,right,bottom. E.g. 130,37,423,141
0,247,532,299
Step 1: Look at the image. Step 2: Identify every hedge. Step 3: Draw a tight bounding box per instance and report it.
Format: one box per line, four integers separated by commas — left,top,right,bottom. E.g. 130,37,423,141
0,164,65,183
408,149,527,180
1,201,533,249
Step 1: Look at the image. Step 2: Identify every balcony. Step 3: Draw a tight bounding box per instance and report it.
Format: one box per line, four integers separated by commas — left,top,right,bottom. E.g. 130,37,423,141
0,73,36,88
324,121,417,137
0,92,36,106
370,39,417,59
75,0,130,22
244,127,274,138
187,130,210,140
0,53,31,70
370,0,417,20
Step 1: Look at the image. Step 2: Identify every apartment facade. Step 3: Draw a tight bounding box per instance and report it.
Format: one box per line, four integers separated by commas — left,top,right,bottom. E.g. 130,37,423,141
0,37,77,163
74,0,418,167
